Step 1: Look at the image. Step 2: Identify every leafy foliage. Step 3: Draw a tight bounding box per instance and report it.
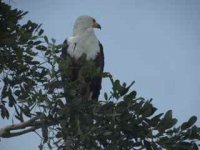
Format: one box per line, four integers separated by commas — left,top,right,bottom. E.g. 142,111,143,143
0,1,200,150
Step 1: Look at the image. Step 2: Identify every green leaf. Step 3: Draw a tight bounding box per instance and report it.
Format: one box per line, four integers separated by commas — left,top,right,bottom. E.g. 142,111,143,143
55,132,62,138
44,36,49,43
149,113,163,127
29,60,40,65
113,80,121,92
15,113,24,122
139,102,157,117
181,116,197,130
33,40,42,45
36,45,47,51
0,105,9,119
38,29,44,36
104,92,108,100
124,91,137,101
187,116,197,126
1,84,8,99
157,110,177,132
21,105,31,117
103,131,112,136
189,125,198,139
8,88,16,107
164,110,173,121
170,118,178,128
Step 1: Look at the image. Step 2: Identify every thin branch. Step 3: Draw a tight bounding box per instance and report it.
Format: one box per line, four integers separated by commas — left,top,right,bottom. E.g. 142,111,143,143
0,115,59,138
4,115,44,131
1,126,41,138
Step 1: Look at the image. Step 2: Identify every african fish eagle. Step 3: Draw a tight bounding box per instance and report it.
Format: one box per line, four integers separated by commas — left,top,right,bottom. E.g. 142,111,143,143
60,15,104,101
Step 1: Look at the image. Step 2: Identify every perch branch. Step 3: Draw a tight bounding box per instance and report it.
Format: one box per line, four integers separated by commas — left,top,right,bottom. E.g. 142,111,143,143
0,115,58,138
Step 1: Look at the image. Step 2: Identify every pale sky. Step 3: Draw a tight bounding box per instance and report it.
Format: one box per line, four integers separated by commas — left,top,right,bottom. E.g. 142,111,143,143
1,0,200,149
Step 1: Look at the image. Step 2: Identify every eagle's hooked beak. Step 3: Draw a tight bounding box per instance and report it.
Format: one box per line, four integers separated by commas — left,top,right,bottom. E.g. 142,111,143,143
93,21,101,30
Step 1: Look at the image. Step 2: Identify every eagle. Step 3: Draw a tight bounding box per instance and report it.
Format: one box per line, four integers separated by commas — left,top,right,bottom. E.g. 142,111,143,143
60,15,104,101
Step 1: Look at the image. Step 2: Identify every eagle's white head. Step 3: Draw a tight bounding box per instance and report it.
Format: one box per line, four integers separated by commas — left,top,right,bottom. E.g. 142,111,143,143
68,15,101,60
73,15,101,36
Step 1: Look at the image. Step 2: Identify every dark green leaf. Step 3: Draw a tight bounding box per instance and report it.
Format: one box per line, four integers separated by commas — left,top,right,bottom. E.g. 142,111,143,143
8,88,16,107
21,105,31,117
1,84,8,99
181,116,197,130
164,110,172,121
29,60,40,65
189,126,198,139
36,45,47,51
139,102,156,117
14,90,21,96
33,40,42,45
44,36,49,43
0,105,9,119
157,110,177,132
38,29,44,36
15,114,24,122
124,91,137,101
150,113,163,127
56,132,62,138
104,92,108,100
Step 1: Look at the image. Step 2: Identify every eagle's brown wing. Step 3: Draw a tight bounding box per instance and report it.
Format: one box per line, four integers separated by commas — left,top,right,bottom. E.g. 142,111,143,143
90,42,104,100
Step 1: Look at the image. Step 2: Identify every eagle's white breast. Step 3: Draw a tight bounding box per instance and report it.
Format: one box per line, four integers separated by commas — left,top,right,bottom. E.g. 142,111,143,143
67,28,100,60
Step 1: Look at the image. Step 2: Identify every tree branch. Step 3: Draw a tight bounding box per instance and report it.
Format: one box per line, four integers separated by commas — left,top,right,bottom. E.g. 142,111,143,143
0,115,58,138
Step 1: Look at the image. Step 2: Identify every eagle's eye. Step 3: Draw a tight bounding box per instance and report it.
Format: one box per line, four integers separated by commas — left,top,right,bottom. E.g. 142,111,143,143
92,18,96,23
